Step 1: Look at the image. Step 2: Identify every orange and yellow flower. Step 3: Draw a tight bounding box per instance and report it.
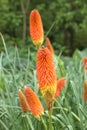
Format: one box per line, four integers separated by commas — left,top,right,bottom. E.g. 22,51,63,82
18,89,30,112
83,57,87,73
30,9,44,48
24,86,44,117
46,37,54,55
36,47,57,110
83,80,87,101
55,77,66,98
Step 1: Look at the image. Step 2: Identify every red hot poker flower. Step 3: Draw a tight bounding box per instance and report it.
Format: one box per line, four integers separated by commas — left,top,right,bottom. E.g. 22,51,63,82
83,80,87,101
24,86,44,117
30,9,44,48
36,47,57,110
83,57,87,73
18,89,30,112
46,37,54,55
55,77,66,98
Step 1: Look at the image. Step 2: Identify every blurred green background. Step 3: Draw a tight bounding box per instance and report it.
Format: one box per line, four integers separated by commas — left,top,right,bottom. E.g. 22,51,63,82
0,0,87,55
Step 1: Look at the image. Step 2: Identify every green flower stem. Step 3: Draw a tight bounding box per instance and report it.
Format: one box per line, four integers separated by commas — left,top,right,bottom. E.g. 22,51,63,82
40,116,47,130
49,109,53,130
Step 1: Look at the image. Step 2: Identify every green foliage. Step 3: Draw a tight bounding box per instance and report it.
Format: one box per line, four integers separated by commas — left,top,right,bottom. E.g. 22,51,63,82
0,2,23,35
0,34,87,130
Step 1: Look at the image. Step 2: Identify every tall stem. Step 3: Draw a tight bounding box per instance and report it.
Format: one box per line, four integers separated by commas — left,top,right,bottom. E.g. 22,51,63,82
49,109,53,130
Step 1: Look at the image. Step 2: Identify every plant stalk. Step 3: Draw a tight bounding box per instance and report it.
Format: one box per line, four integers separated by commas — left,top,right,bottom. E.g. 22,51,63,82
49,109,53,130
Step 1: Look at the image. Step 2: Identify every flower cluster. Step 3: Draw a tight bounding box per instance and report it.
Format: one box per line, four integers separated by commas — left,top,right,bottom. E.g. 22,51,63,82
18,89,30,112
55,77,66,98
18,86,44,117
18,9,87,120
18,9,67,117
30,10,44,48
36,47,57,110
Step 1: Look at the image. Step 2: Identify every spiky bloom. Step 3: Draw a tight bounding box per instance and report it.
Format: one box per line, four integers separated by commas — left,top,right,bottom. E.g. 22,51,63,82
83,80,87,101
30,9,44,48
18,89,30,112
24,86,44,117
55,77,66,98
83,57,87,73
46,37,54,55
36,47,57,110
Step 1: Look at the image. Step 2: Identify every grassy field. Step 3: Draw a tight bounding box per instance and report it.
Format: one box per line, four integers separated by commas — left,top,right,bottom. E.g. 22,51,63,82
0,33,87,130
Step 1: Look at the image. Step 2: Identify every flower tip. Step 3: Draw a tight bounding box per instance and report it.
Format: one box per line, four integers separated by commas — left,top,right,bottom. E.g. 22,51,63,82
46,37,54,54
24,86,27,88
24,86,30,92
18,89,23,95
30,9,38,17
24,85,29,89
31,9,38,13
18,89,21,92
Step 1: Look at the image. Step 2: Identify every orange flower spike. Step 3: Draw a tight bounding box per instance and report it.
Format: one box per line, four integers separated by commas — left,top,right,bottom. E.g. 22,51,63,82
24,87,44,117
18,89,30,112
36,47,57,110
30,9,44,48
55,77,66,98
83,57,87,73
83,80,87,101
46,37,54,55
